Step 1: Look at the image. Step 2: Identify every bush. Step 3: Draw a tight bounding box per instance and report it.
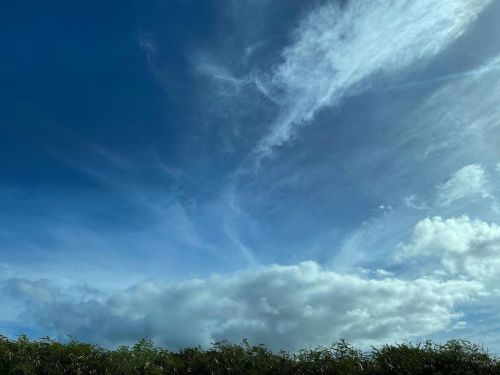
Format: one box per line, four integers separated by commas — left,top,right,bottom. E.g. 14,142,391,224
0,334,499,374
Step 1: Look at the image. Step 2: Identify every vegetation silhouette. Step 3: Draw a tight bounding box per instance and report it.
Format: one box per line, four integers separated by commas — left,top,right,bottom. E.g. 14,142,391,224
1,335,499,374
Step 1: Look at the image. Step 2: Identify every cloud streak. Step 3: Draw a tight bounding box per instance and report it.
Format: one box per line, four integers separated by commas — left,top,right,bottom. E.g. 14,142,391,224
436,164,492,207
255,0,491,157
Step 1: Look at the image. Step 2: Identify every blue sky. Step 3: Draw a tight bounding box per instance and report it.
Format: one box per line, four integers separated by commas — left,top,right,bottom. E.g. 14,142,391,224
1,0,500,351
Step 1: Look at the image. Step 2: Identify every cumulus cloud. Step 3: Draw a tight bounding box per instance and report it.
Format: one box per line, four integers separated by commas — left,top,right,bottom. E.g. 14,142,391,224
3,279,56,304
398,216,500,282
2,262,480,351
436,164,492,206
255,0,491,156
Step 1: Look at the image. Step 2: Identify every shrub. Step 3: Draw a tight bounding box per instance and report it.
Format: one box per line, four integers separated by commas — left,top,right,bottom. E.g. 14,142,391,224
0,334,499,374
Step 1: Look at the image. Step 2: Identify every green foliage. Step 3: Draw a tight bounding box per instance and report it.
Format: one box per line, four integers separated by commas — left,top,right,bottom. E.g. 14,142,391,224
0,334,499,374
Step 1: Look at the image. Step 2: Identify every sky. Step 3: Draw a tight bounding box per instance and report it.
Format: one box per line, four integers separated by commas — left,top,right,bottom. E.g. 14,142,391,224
1,0,500,352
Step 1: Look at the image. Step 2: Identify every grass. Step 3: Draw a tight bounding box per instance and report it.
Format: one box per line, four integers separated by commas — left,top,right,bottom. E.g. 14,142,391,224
1,335,499,374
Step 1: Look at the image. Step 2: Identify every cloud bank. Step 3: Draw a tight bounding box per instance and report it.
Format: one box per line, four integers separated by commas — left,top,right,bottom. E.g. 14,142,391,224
2,261,481,351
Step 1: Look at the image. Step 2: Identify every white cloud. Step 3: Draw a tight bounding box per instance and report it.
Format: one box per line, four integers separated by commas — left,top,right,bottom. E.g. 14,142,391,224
2,261,480,351
255,0,491,156
194,53,249,93
436,164,492,206
403,194,429,211
375,269,394,277
398,216,500,281
411,55,500,158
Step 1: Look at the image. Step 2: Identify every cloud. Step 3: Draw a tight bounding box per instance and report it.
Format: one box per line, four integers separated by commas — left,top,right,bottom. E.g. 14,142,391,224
137,32,158,68
435,164,492,206
403,194,429,211
255,0,491,157
409,54,500,159
138,33,157,56
2,261,480,351
3,279,55,304
397,216,500,282
193,53,250,93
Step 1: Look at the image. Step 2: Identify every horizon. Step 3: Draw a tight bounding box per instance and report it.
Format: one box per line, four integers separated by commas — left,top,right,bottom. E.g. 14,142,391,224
1,0,500,352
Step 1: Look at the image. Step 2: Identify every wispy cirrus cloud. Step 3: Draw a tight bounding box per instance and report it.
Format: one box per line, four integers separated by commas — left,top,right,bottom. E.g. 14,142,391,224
254,0,492,157
194,53,250,92
412,55,500,160
435,164,492,207
403,194,429,211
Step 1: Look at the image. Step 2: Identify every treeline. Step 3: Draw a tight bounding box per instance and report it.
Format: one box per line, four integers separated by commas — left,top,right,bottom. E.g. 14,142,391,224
1,335,499,374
